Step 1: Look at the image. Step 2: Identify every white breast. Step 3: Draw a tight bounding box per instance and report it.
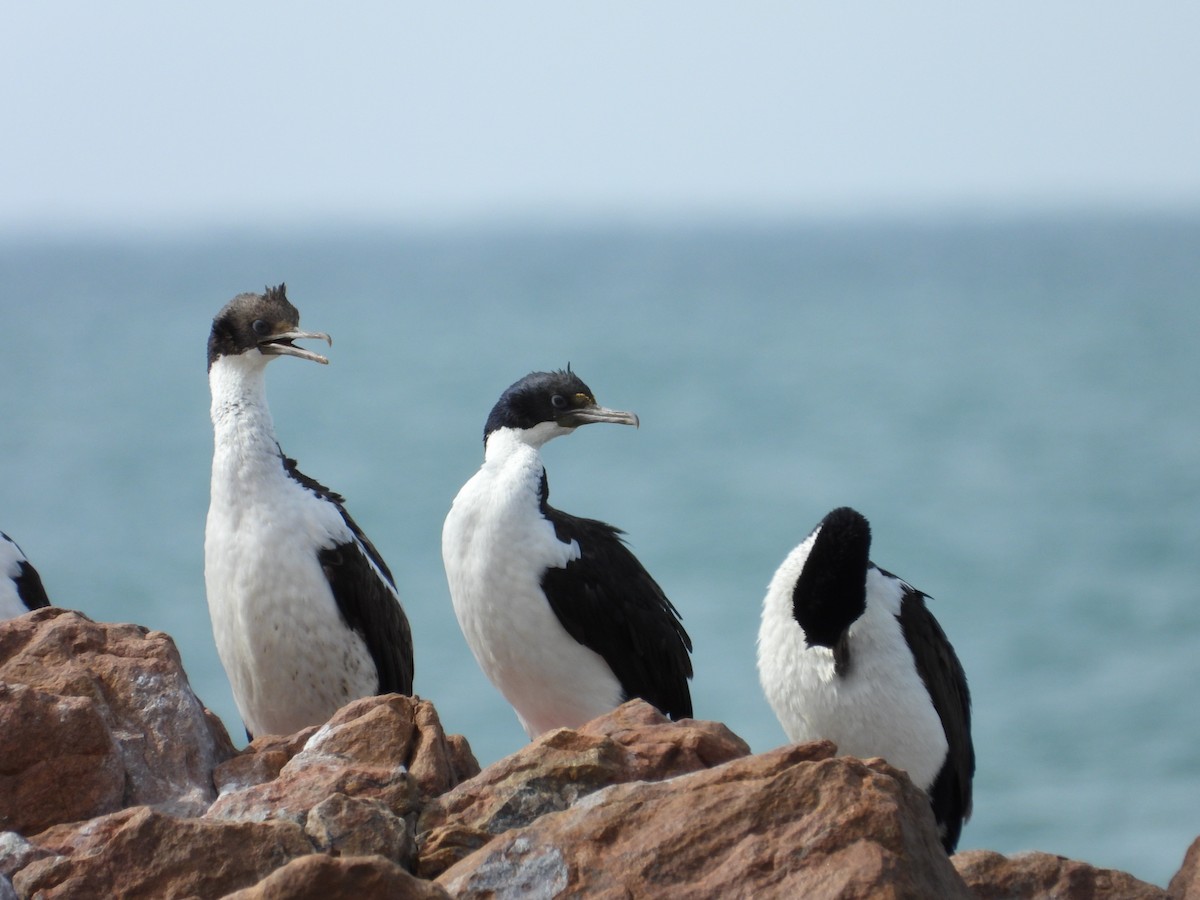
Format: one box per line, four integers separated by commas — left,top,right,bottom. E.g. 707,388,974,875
758,541,948,791
442,430,624,737
205,356,376,738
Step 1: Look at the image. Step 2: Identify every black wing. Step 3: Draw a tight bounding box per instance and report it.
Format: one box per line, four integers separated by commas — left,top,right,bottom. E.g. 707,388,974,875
16,560,51,611
539,475,693,720
2,532,51,611
283,453,414,696
318,540,414,696
894,577,974,853
283,452,396,584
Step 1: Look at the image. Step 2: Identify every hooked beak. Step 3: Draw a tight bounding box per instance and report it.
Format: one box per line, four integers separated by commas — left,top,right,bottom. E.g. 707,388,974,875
557,404,640,429
259,329,333,365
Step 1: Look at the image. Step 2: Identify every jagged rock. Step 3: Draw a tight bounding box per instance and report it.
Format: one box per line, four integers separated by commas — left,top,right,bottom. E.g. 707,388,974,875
207,695,477,836
953,849,1170,899
438,741,971,899
223,854,452,899
417,700,750,878
14,806,313,899
3,611,1192,898
1170,837,1200,900
0,609,235,833
214,728,319,795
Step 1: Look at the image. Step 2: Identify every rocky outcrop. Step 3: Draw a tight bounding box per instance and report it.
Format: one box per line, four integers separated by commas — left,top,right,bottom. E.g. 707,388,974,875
0,608,234,834
417,700,750,877
1171,837,1200,900
1,609,1196,898
438,740,971,899
953,849,1170,899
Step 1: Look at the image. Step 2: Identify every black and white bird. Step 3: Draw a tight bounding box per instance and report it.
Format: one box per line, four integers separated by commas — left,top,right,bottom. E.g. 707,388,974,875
205,284,413,740
442,368,693,738
0,532,51,620
757,506,974,852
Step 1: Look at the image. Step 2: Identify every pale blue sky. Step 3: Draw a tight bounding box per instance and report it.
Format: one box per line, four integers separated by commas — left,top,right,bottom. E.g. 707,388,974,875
3,2,1198,230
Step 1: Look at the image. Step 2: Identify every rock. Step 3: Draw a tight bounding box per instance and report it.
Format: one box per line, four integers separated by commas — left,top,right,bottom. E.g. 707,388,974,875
1170,837,1200,900
3,610,1189,899
417,700,750,878
0,683,124,834
305,793,414,866
0,609,236,833
0,831,51,880
208,695,475,834
214,728,319,795
438,741,971,899
224,854,452,900
14,806,313,899
953,849,1170,899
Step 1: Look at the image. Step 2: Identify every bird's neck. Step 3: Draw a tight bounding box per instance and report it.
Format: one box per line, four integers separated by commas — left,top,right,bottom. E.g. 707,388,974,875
208,357,288,488
479,428,548,506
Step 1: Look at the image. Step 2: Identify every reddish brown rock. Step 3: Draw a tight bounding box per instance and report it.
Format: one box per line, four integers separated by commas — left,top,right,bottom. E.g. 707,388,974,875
417,700,750,878
438,741,969,899
300,694,479,798
954,849,1169,899
1170,837,1200,900
0,683,125,834
15,806,313,899
207,695,476,833
214,728,319,795
0,609,236,833
223,854,452,900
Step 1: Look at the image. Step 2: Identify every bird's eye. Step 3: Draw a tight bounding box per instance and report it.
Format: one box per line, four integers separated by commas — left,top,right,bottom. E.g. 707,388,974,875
251,319,270,336
551,394,568,410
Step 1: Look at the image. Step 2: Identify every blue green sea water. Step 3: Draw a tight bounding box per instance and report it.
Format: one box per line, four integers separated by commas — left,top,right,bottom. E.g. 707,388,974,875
2,212,1197,886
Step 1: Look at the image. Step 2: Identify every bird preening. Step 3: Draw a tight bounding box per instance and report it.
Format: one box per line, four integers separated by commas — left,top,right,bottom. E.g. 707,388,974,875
442,368,694,738
757,506,974,852
204,284,414,741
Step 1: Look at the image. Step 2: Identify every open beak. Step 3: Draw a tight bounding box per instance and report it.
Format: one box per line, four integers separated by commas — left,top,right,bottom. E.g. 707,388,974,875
259,329,333,365
558,404,640,429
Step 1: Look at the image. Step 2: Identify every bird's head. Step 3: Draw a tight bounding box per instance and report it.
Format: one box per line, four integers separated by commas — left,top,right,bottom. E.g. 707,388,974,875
207,284,331,372
792,506,872,649
483,367,639,448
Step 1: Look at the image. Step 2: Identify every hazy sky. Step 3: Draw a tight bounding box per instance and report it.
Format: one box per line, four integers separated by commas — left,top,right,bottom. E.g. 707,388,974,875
3,2,1198,230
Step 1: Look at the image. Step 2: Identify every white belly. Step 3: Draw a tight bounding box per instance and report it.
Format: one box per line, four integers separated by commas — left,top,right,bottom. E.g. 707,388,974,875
758,574,948,791
205,492,376,738
442,454,624,738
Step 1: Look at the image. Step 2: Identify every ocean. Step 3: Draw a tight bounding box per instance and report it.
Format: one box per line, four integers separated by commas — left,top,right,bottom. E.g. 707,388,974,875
2,212,1197,886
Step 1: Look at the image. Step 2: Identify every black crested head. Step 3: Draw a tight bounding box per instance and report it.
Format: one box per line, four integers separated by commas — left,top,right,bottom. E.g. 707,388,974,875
791,506,872,649
482,367,639,444
207,283,330,371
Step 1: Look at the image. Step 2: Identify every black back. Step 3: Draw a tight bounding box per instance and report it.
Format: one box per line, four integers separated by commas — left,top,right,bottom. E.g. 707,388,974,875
282,454,414,696
894,579,975,853
15,560,51,611
2,532,51,611
538,472,693,720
